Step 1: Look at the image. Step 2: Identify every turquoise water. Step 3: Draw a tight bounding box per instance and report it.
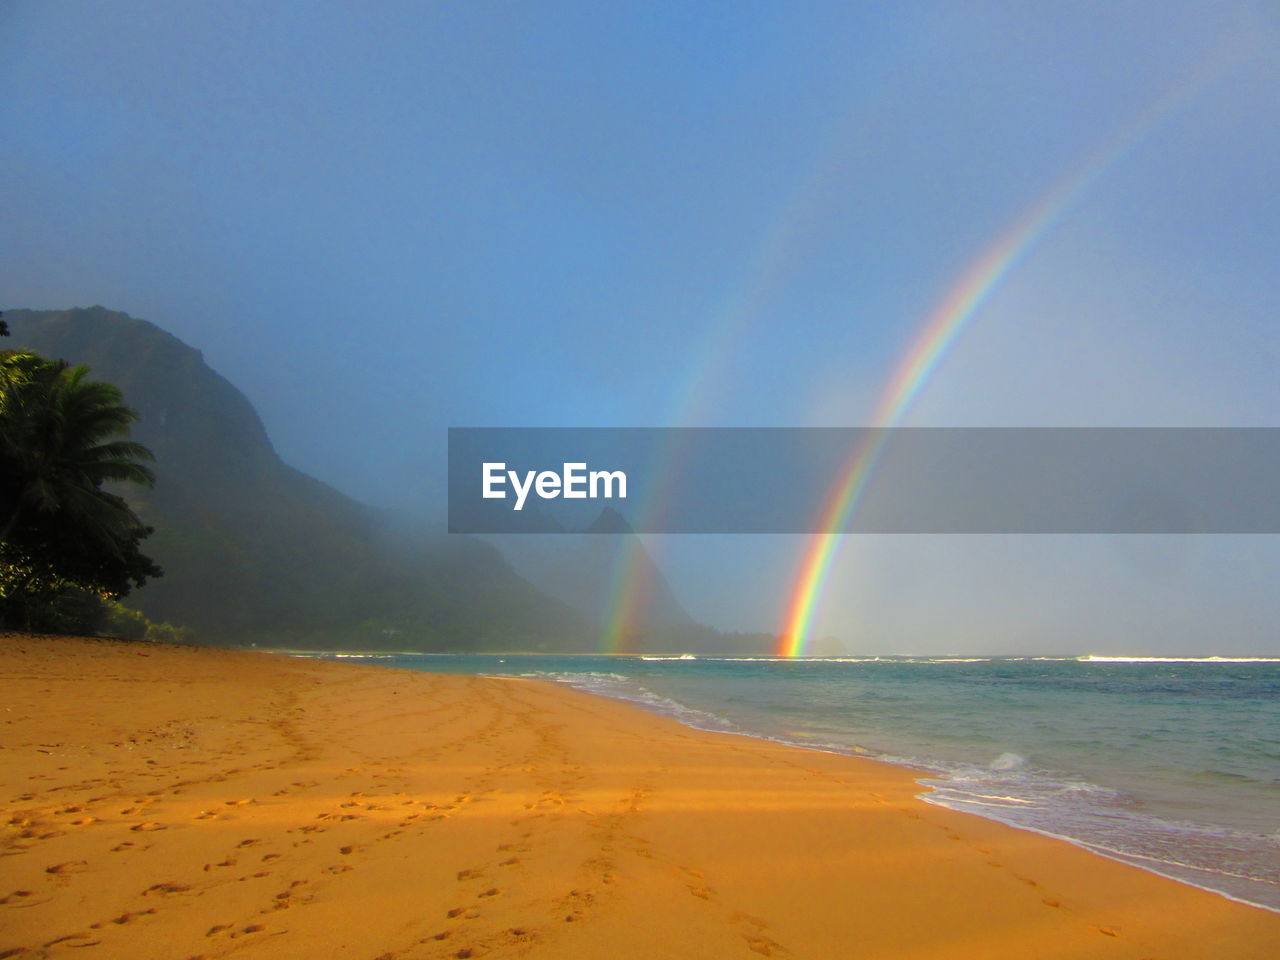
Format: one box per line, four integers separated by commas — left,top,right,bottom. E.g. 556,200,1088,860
292,652,1280,911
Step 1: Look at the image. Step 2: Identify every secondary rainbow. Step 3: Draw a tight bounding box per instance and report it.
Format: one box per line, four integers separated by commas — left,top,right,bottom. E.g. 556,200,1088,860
597,116,875,653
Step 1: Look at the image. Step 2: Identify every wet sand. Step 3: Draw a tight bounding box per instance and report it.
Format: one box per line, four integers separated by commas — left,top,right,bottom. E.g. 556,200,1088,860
2,633,1277,959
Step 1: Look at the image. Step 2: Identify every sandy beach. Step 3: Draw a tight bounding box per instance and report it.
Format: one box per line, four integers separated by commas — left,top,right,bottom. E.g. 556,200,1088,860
1,635,1276,959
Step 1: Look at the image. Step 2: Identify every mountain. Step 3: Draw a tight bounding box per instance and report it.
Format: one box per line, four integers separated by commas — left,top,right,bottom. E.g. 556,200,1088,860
3,307,590,651
490,510,783,656
490,507,701,646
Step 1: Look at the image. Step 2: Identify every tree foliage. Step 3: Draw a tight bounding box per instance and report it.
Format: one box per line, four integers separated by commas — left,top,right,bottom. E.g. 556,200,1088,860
0,343,162,632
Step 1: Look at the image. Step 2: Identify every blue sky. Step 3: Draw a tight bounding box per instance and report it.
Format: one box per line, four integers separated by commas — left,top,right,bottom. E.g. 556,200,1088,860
4,1,1279,651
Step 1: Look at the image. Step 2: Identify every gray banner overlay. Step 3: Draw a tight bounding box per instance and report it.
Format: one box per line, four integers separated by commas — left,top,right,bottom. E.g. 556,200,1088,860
448,428,1280,534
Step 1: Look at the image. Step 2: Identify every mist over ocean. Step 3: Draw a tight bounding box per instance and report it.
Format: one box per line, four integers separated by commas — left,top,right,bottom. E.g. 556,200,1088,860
294,651,1280,911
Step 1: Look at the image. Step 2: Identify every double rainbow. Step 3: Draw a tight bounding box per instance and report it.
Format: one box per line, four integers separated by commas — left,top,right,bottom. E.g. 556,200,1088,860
592,45,1235,658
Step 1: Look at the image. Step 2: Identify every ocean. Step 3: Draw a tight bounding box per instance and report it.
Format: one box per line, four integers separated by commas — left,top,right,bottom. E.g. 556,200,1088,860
291,652,1280,911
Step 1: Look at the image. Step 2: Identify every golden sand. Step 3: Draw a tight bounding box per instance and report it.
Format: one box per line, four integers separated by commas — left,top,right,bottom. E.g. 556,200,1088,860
1,634,1277,959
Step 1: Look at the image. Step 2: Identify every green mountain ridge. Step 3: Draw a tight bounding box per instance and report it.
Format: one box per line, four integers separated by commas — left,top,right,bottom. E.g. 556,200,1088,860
4,307,593,650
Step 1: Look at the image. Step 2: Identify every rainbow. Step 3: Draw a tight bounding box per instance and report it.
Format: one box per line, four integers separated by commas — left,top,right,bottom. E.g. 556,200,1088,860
776,58,1233,658
599,536,652,654
597,118,871,653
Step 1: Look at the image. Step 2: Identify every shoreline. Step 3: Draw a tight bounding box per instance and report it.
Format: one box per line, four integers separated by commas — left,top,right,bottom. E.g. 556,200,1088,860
507,677,1280,916
3,634,1278,959
294,649,1280,913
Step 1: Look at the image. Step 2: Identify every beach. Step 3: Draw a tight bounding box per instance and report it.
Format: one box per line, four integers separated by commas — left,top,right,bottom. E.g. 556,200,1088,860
2,635,1277,959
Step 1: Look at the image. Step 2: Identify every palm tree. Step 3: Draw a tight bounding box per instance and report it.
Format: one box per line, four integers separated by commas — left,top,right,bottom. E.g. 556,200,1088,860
1,354,155,553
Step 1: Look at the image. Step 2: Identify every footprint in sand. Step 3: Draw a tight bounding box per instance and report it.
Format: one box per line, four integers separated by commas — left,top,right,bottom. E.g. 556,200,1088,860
144,882,192,894
743,933,785,956
45,861,87,875
104,908,156,926
42,932,100,948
